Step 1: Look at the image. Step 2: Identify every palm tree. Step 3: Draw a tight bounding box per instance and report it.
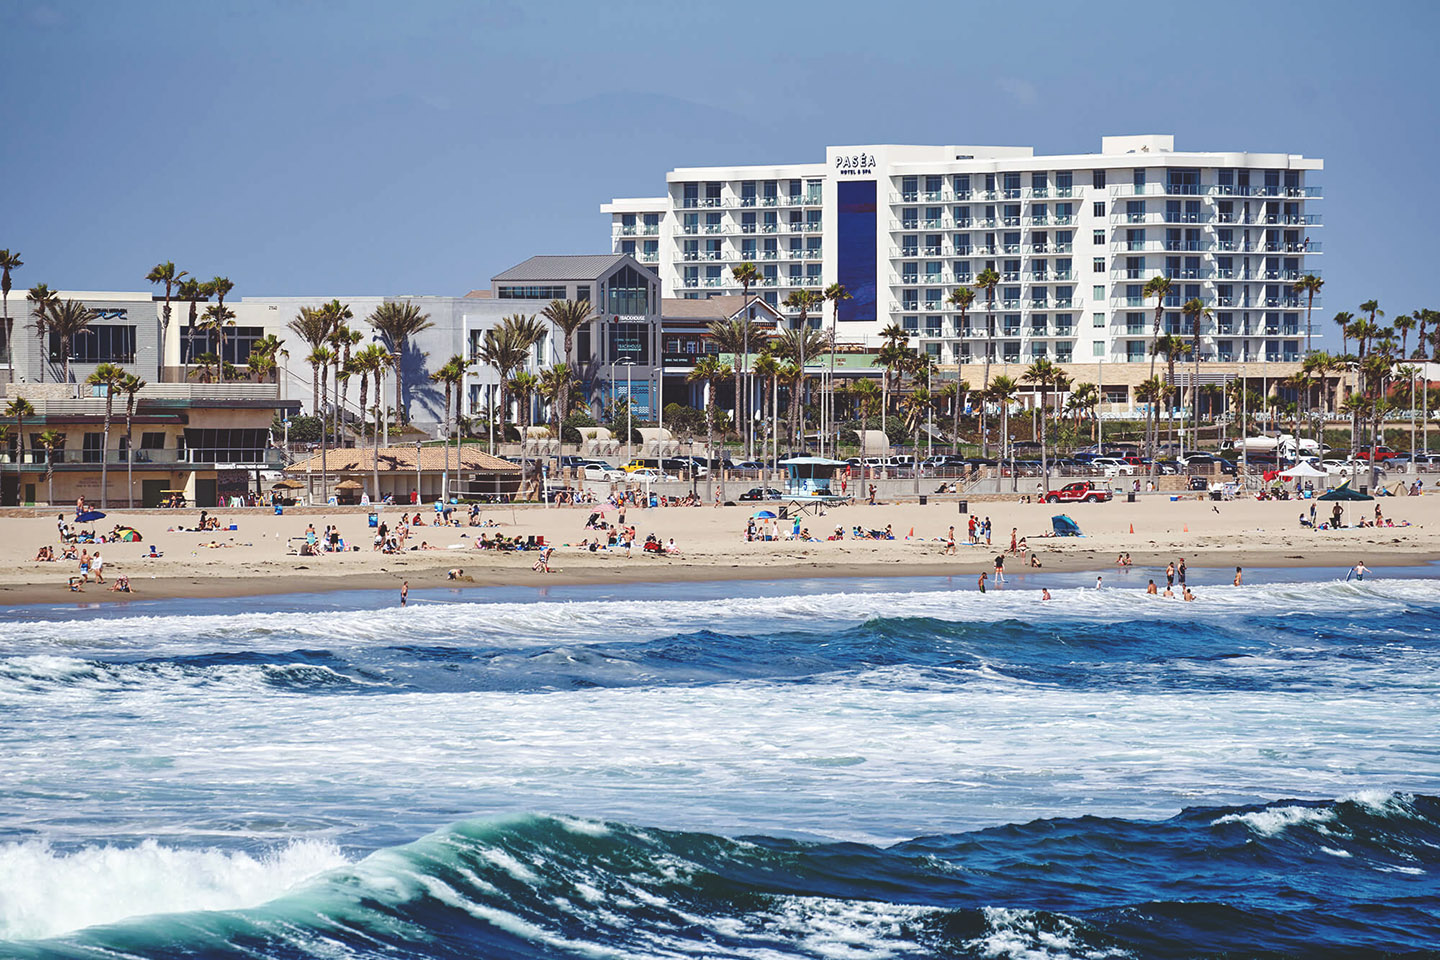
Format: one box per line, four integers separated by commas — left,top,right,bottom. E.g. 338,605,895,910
688,355,732,501
540,299,593,437
85,363,126,508
37,429,63,506
323,302,358,436
539,363,573,438
5,396,33,490
1154,332,1189,456
209,276,234,320
1293,274,1323,356
732,262,759,449
476,322,534,439
0,249,21,382
349,344,387,441
973,267,1000,455
119,372,145,506
199,304,236,384
771,322,825,447
1136,376,1167,468
752,352,781,472
1067,382,1099,440
947,285,975,376
178,278,208,330
288,306,335,416
146,262,188,382
1023,358,1063,490
1181,297,1211,454
366,301,435,424
1141,275,1172,468
1394,311,1416,361
430,354,466,499
46,300,97,387
782,289,823,448
507,369,541,432
937,379,970,454
987,375,1019,487
247,333,286,384
25,284,58,383
823,282,851,452
707,317,752,445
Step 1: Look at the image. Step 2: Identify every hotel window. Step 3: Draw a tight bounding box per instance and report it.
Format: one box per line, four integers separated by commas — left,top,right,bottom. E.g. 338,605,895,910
1092,170,1106,189
1093,230,1105,245
1093,257,1105,273
682,182,699,207
643,213,660,230
1002,172,1021,197
806,237,821,257
620,240,635,256
903,316,919,333
1133,168,1146,188
705,182,722,205
53,324,136,364
1093,202,1104,217
901,176,918,200
1092,285,1104,301
1093,342,1106,357
953,174,971,198
1093,312,1105,327
741,181,757,206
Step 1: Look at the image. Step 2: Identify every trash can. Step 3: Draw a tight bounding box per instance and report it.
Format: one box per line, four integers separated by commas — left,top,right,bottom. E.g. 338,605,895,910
1127,492,1137,503
919,495,928,505
957,500,968,514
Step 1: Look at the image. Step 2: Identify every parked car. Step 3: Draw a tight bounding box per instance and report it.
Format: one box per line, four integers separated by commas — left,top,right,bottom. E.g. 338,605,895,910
1044,481,1113,504
731,460,764,471
583,463,625,481
1091,457,1136,477
627,468,677,483
1356,445,1400,462
558,455,590,469
739,487,784,501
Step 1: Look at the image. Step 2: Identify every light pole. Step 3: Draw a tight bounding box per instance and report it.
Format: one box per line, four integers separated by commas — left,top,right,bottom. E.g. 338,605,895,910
1010,433,1017,493
414,439,422,503
616,358,636,465
1097,354,1104,455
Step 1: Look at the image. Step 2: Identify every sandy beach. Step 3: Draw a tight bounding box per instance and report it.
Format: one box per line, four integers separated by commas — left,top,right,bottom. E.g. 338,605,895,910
2,492,1434,605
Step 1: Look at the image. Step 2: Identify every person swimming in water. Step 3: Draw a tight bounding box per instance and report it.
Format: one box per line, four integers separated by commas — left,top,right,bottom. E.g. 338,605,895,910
1146,579,1158,595
1183,586,1196,601
1041,587,1052,601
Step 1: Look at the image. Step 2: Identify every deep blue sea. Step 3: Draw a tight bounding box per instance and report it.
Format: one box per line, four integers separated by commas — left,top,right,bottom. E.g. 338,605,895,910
1,567,1439,958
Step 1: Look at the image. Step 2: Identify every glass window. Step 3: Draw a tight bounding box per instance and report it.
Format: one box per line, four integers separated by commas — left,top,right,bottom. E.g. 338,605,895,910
1093,230,1105,245
1092,342,1106,357
52,324,137,364
1093,313,1105,327
1092,285,1104,301
1093,258,1105,273
1092,170,1106,189
605,265,652,316
498,285,567,300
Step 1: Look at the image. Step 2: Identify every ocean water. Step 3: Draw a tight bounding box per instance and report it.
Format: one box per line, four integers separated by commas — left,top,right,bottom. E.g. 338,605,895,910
1,569,1439,958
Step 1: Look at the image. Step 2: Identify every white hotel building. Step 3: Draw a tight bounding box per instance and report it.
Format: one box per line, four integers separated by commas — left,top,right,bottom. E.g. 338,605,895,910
602,135,1323,381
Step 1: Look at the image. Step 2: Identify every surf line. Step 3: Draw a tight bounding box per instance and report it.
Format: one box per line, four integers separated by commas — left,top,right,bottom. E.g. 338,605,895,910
406,598,469,604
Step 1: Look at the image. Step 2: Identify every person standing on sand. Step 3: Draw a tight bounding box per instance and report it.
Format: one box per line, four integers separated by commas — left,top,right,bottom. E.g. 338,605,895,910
400,581,409,606
91,550,104,584
1010,527,1018,556
79,549,90,583
1234,567,1243,586
967,515,977,544
984,517,992,545
944,526,956,556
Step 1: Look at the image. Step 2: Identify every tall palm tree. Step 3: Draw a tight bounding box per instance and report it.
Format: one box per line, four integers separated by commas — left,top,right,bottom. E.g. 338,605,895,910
178,278,208,330
119,372,145,506
1141,275,1173,469
25,284,58,383
782,289,823,448
37,429,63,506
288,305,335,416
540,298,593,437
349,344,386,441
1293,274,1324,356
987,375,1019,487
209,276,234,320
823,282,851,453
947,284,975,377
46,300,96,387
1394,311,1416,361
1136,376,1167,468
1067,382,1099,440
1181,297,1211,454
1154,332,1188,456
732,262,759,450
476,323,534,438
706,317,751,444
0,249,21,382
752,352,780,472
5,396,33,491
507,369,541,432
688,355,732,501
366,301,435,424
85,363,127,508
972,267,1000,455
146,262,188,382
771,322,825,447
199,304,236,384
430,354,467,499
1023,358,1062,490
539,363,573,438
247,333,286,384
323,302,357,436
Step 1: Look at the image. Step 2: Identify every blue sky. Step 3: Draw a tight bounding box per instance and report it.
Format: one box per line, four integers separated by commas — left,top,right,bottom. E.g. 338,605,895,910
3,0,1436,347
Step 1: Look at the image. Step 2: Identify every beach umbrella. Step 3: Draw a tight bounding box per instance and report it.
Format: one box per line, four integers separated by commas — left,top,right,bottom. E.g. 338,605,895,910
752,509,777,519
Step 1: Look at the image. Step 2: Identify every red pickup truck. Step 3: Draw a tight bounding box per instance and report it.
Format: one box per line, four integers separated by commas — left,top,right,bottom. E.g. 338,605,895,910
1356,446,1399,462
1045,481,1114,504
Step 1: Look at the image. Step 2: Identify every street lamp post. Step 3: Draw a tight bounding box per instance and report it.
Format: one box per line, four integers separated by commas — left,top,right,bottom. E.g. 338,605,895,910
414,439,422,504
616,358,636,465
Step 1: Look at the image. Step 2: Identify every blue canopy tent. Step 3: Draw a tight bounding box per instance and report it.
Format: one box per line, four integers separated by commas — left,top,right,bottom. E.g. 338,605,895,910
1052,514,1083,537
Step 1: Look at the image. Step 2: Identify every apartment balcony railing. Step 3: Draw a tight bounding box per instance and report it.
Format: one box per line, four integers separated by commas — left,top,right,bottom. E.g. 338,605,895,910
1001,216,1021,227
1265,241,1321,253
1030,216,1050,226
1001,243,1021,254
923,191,943,202
617,225,638,235
923,246,942,256
638,253,659,263
640,225,659,235
1002,188,1022,199
923,218,943,229
758,251,780,260
739,224,756,234
702,278,725,287
998,299,1021,310
972,217,998,228
953,218,973,229
680,226,699,235
803,249,823,260
703,225,724,234
1000,272,1020,282
1027,187,1049,198
900,219,918,229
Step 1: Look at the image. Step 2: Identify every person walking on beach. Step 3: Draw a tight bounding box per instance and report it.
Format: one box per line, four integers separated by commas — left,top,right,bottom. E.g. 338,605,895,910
400,581,409,606
944,526,956,556
984,517,992,545
1010,527,1018,556
1233,567,1243,586
90,549,104,585
79,549,90,584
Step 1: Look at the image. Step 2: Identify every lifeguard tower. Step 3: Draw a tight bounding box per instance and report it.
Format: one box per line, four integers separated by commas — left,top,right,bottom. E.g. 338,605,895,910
778,457,849,500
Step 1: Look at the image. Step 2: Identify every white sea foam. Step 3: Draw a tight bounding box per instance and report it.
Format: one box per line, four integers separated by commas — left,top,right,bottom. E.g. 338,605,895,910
0,838,348,941
1210,805,1338,836
964,906,1131,959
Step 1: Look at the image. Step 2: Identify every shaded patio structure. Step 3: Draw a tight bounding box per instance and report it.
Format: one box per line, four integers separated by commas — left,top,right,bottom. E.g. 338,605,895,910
284,444,521,503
